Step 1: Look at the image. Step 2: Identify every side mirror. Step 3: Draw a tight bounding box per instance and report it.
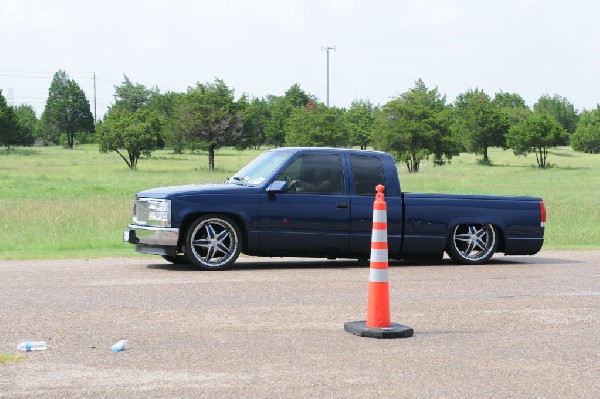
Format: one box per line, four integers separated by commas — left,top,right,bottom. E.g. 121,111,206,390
266,180,289,193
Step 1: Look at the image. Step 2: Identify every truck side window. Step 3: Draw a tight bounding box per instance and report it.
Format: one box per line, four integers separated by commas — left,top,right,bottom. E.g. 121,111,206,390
276,154,344,194
350,155,384,195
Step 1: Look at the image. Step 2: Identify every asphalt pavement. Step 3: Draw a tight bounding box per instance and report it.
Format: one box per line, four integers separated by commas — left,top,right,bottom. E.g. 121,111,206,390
1,251,599,398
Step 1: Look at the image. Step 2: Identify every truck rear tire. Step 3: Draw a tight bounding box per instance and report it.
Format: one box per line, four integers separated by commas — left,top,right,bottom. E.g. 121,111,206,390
447,223,497,265
184,214,242,270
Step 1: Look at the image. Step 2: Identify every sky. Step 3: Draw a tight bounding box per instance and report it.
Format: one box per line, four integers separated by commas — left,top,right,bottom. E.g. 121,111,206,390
1,0,599,119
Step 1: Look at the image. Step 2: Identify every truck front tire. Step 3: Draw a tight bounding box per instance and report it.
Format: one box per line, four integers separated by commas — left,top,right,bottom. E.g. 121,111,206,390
447,223,497,265
184,214,242,270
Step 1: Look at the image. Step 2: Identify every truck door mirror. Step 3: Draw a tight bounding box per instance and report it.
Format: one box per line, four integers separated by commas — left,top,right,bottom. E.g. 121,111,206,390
266,180,289,193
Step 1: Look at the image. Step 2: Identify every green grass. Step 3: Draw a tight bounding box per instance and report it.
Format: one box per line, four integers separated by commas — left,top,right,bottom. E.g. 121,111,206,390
0,354,24,364
0,145,598,259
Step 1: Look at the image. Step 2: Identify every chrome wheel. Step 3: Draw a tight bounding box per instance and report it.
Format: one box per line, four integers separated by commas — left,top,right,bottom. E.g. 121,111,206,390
185,215,241,270
447,223,497,264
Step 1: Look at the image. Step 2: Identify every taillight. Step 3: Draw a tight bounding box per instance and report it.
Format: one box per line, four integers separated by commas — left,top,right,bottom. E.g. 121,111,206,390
540,201,546,227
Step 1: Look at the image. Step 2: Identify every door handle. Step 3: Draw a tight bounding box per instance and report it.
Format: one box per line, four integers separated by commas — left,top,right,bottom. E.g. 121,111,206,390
336,203,349,209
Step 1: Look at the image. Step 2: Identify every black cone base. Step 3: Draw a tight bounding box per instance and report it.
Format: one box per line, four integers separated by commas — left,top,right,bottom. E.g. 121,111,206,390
344,321,414,339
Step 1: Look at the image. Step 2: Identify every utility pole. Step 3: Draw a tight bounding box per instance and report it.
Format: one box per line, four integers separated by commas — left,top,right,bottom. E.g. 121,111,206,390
322,46,336,106
93,73,97,122
6,88,14,106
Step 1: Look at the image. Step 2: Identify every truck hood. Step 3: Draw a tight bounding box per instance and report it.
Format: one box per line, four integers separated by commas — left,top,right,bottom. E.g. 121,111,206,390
137,183,260,199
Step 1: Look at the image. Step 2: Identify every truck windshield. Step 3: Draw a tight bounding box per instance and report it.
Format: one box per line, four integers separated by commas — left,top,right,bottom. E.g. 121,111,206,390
229,150,294,186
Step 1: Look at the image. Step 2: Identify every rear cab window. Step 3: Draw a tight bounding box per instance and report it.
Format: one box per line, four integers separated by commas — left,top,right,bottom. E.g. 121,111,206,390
350,154,385,195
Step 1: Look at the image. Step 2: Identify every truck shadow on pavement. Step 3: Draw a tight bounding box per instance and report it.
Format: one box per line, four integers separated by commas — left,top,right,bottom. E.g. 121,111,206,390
146,254,571,272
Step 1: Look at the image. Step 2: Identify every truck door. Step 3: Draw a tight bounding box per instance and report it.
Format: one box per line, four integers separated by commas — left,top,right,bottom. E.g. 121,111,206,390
348,154,403,258
257,153,350,256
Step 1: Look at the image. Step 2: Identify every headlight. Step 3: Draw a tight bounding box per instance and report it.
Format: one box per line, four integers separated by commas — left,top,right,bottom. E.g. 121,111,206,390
134,198,171,227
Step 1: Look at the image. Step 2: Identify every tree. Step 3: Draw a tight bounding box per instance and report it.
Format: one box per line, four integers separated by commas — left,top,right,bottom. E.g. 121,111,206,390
98,77,161,169
148,91,184,151
493,91,531,128
41,70,94,148
453,89,510,165
374,79,457,172
429,106,460,166
534,94,578,136
492,91,527,109
571,106,600,153
13,104,38,146
240,96,270,149
98,106,161,169
506,111,567,168
285,104,349,147
284,83,310,107
347,99,377,150
112,75,159,113
177,79,244,170
264,95,292,146
0,90,19,150
262,85,315,147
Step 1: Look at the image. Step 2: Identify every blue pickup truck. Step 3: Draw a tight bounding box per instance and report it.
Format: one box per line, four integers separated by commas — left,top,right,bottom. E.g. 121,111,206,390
123,147,546,270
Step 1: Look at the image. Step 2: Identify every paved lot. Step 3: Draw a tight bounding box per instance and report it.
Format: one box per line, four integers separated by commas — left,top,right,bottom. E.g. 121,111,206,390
0,251,599,398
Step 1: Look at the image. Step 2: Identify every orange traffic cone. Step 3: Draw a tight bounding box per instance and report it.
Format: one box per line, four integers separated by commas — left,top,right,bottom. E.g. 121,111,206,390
344,185,413,339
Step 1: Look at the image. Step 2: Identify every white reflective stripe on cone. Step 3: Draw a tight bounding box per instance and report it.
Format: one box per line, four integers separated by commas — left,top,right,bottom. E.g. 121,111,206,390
371,229,387,243
370,248,388,263
373,209,387,223
369,268,389,283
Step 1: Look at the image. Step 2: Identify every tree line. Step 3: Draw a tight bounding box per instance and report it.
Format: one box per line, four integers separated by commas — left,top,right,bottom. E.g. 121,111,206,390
1,70,599,171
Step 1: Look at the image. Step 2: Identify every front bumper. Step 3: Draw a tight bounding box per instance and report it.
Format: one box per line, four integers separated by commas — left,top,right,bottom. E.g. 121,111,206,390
123,225,180,256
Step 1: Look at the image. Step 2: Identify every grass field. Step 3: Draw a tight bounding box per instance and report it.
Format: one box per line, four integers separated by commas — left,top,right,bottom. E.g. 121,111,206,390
0,354,23,364
0,145,598,259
